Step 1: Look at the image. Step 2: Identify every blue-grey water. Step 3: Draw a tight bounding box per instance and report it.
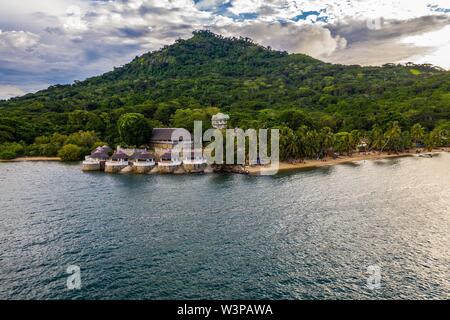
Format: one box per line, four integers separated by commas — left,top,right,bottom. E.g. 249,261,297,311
0,153,449,300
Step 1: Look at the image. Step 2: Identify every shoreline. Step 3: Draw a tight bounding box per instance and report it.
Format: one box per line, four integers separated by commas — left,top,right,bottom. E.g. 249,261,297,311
246,148,450,175
1,148,448,174
0,156,61,162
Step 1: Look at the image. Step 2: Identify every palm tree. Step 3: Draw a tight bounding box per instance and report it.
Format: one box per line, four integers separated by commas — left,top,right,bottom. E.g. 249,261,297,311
425,127,446,151
319,127,335,157
305,130,320,159
410,123,425,147
370,124,385,151
295,126,309,159
279,126,298,160
383,121,402,152
334,132,352,155
350,129,362,152
285,134,300,159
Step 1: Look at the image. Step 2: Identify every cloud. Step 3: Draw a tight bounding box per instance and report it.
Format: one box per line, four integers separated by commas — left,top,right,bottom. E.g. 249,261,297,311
194,0,228,12
213,21,347,58
0,30,40,52
324,15,450,66
0,85,25,100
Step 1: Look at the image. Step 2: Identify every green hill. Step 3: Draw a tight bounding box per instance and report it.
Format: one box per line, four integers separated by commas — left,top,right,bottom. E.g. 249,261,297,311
0,30,449,160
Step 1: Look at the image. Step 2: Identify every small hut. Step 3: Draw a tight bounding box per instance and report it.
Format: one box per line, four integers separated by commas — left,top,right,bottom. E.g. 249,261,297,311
131,150,155,162
105,150,130,173
82,148,109,172
130,150,156,173
98,145,112,154
182,149,207,173
357,138,369,154
90,149,109,161
158,151,182,173
111,150,129,162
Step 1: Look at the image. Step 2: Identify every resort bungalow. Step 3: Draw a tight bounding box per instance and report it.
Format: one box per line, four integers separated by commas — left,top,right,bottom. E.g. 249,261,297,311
130,149,156,173
357,138,369,153
105,149,130,173
212,113,230,129
158,151,182,174
82,147,110,171
182,150,207,173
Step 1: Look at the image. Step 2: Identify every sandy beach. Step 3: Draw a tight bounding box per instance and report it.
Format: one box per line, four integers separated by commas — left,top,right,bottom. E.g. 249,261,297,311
247,148,450,175
0,157,61,163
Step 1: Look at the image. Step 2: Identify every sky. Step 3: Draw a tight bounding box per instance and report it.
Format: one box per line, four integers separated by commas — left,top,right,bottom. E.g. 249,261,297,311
1,0,450,99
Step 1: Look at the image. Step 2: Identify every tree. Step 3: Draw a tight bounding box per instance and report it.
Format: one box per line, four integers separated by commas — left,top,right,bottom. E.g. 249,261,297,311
304,130,320,158
58,144,83,161
277,109,313,130
370,125,385,150
0,142,24,160
170,107,219,132
334,132,352,155
68,110,105,133
278,126,298,160
117,113,151,147
410,123,425,147
350,130,362,151
425,127,446,151
319,127,335,157
65,130,101,156
384,121,402,152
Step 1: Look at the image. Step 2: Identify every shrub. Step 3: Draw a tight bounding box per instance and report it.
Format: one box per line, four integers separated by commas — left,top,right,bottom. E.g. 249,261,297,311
57,144,83,161
0,142,25,159
0,150,17,160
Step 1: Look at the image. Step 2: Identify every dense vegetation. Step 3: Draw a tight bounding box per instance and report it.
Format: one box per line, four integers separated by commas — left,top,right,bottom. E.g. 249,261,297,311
0,30,449,160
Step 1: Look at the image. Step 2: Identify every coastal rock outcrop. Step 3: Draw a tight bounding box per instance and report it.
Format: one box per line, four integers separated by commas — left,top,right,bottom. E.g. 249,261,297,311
120,165,133,174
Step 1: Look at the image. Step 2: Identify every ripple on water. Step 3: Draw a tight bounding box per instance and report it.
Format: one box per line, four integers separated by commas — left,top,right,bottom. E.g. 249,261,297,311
0,155,449,299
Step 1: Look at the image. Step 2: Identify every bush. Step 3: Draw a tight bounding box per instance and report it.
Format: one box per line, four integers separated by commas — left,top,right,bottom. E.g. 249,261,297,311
65,131,99,149
65,131,103,156
26,133,68,157
57,144,83,161
0,142,25,159
0,150,17,160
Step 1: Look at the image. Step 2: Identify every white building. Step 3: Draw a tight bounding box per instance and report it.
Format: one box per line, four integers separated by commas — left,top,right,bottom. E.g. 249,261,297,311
212,113,230,129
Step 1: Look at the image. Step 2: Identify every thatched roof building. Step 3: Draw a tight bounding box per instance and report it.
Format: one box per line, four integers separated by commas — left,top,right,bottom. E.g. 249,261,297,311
111,150,129,160
90,150,109,159
131,150,155,161
98,145,112,153
160,152,181,162
150,128,192,154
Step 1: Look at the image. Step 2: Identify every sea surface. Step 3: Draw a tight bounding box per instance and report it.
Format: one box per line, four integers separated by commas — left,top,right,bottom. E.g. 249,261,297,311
0,153,449,299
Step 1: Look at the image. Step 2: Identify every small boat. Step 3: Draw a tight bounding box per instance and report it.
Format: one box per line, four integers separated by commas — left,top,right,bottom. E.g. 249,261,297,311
418,153,433,158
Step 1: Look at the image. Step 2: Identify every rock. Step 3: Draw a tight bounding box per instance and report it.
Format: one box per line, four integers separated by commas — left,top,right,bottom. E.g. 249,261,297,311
120,165,133,173
203,165,214,174
173,166,186,174
148,166,159,174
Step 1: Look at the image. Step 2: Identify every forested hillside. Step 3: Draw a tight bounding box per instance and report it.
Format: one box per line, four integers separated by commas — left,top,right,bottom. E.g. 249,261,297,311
0,30,449,160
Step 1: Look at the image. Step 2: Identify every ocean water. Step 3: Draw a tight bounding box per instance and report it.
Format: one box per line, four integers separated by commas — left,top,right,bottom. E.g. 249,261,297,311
0,153,449,300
